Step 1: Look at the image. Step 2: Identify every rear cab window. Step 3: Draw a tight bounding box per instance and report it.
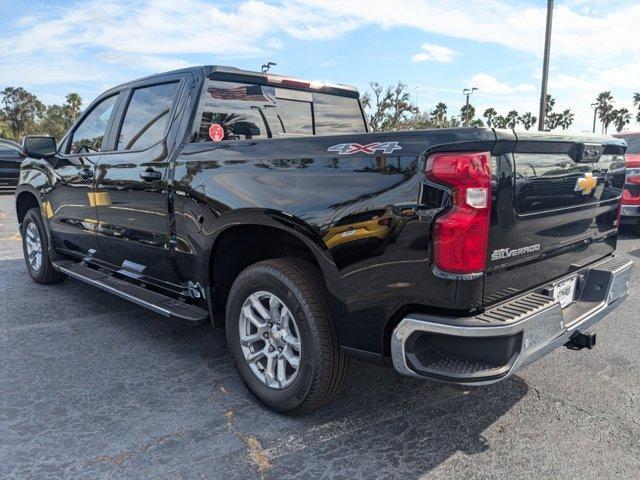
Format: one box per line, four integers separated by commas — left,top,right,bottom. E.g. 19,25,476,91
197,80,366,143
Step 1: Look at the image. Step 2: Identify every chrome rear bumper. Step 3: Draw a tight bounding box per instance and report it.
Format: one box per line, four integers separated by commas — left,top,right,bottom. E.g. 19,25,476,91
391,255,634,384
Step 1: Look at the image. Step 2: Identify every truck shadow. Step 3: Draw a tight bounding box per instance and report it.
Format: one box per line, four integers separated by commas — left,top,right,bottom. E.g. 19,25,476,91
1,258,527,479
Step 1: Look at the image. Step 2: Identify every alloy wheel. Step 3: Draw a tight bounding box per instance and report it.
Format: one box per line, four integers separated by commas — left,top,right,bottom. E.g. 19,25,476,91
238,291,302,389
24,222,43,272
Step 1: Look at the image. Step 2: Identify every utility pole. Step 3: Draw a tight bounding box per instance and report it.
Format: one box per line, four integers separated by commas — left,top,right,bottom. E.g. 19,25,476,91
463,87,478,127
591,102,599,133
538,0,554,131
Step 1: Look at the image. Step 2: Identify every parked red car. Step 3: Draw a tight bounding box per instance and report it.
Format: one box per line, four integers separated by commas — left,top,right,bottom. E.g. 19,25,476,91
615,133,640,232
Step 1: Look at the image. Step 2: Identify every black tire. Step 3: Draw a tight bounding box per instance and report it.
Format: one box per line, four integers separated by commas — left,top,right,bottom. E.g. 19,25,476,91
21,208,66,284
226,258,350,414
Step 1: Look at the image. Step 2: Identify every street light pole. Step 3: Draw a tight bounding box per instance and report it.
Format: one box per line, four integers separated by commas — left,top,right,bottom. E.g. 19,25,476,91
538,0,554,131
463,87,478,127
591,102,599,133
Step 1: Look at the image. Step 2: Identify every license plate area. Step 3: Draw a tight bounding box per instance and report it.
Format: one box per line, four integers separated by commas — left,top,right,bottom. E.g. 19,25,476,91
552,276,577,309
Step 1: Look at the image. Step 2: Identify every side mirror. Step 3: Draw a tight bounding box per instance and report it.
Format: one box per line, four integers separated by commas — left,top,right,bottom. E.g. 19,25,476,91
23,135,57,159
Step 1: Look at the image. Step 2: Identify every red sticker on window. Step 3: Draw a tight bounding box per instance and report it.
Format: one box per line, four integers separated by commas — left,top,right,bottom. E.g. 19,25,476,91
209,123,224,142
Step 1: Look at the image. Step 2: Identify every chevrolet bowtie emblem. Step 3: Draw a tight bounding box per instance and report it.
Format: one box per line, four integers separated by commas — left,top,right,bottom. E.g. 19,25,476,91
575,172,598,195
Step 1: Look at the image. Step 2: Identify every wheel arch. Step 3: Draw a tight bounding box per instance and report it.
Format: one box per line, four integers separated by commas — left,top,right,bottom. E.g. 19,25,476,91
206,209,345,327
15,187,42,226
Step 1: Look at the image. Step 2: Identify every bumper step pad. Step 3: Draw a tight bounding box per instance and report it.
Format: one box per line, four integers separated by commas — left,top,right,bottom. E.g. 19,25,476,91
53,261,208,324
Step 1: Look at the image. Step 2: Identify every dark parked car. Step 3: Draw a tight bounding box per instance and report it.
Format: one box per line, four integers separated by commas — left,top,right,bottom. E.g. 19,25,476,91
14,66,633,413
0,138,24,192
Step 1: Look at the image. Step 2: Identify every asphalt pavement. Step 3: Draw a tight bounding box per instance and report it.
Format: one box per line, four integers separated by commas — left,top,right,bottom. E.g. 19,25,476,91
1,192,639,479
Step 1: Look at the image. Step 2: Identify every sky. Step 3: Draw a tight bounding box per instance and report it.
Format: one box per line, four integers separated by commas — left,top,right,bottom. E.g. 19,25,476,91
0,0,639,132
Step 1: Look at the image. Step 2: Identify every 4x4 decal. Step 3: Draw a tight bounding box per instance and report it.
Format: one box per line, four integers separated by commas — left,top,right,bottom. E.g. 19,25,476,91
327,141,402,155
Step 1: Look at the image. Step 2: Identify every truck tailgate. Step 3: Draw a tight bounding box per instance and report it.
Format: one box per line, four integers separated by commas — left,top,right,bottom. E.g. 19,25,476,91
484,132,627,305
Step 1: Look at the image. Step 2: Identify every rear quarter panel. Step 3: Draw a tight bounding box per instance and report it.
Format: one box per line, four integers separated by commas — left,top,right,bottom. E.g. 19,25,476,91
169,129,498,354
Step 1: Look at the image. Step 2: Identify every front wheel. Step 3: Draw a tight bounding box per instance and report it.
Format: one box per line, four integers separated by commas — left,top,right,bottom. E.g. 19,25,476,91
226,258,350,414
21,208,66,284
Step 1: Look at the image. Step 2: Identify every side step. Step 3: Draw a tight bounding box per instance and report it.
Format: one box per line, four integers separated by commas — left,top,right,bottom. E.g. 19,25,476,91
53,261,209,324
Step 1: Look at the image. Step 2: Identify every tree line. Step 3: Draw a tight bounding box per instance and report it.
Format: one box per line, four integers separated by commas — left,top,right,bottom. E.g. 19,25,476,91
0,87,83,143
1,84,639,143
594,91,640,134
362,82,640,133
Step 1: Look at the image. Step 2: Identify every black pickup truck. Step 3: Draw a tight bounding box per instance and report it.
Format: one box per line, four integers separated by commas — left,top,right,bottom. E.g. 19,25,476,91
15,66,633,414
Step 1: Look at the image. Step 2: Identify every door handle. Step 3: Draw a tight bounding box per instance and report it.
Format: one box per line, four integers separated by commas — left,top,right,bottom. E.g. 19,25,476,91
140,168,162,182
79,168,94,180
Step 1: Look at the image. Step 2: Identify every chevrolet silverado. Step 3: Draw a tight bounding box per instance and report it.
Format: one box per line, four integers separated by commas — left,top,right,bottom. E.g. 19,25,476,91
15,66,633,413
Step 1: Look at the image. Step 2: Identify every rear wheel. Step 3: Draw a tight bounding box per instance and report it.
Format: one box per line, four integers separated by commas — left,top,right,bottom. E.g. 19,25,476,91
226,258,350,414
21,208,66,284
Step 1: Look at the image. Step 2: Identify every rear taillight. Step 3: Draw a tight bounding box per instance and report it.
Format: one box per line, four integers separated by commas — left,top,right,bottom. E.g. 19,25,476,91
426,151,492,274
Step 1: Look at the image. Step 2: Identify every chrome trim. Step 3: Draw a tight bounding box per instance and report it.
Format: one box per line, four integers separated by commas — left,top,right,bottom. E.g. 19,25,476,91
431,265,483,281
392,255,633,384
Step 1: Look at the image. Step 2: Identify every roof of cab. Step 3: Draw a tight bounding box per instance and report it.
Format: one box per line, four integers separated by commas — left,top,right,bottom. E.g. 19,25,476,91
108,65,360,98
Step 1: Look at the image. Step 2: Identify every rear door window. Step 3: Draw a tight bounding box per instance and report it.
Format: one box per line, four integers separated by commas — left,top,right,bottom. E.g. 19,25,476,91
116,82,180,151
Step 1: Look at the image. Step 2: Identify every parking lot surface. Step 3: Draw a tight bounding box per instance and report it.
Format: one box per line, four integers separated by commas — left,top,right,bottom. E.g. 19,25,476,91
1,192,639,479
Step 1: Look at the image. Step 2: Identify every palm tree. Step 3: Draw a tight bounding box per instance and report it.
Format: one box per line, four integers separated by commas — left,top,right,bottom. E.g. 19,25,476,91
505,110,519,129
595,91,615,133
545,94,555,116
431,102,448,127
460,103,476,125
542,94,556,130
493,115,508,129
518,112,537,130
65,93,82,120
483,108,497,127
62,92,83,131
634,93,640,123
612,108,631,133
559,109,575,130
547,113,563,130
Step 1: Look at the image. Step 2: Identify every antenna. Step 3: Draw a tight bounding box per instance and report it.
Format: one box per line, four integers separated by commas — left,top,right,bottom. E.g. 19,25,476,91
261,62,276,74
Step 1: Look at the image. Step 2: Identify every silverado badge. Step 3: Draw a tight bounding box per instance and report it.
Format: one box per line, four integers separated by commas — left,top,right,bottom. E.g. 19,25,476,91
491,244,541,261
574,172,598,195
328,142,402,155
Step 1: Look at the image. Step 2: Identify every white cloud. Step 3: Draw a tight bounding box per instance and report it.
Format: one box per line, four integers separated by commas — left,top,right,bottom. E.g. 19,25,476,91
1,0,638,132
411,43,458,63
4,1,639,64
468,73,535,95
97,52,191,73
